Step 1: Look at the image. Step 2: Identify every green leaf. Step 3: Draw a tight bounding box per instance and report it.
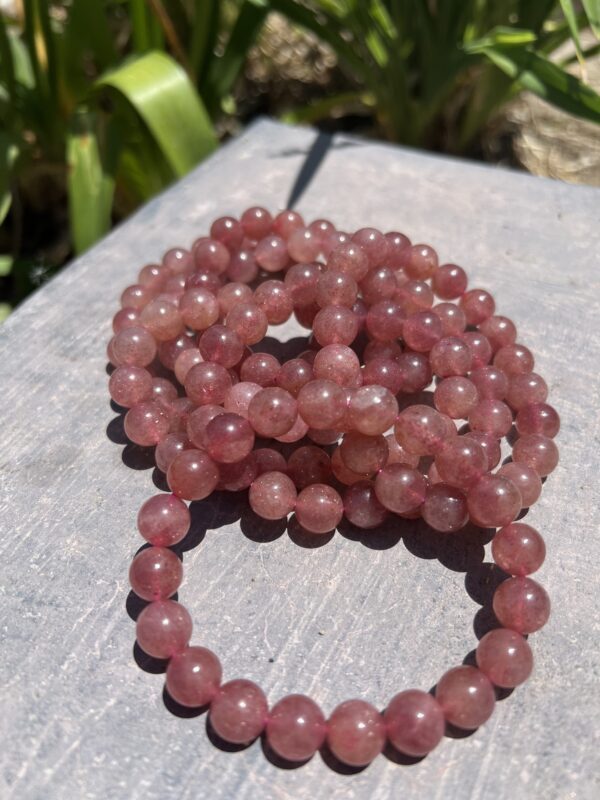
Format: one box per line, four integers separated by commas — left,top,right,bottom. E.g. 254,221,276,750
466,27,538,50
0,255,14,277
130,0,164,52
582,0,600,38
0,132,18,226
280,90,375,124
190,0,221,83
61,0,117,104
96,51,218,178
558,0,584,66
67,113,116,254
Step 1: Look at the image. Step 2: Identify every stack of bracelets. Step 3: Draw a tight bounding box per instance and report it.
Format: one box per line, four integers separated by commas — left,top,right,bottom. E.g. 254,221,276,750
108,207,558,767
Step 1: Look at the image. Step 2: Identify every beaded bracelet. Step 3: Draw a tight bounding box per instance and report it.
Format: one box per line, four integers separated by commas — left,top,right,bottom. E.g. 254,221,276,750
108,207,558,767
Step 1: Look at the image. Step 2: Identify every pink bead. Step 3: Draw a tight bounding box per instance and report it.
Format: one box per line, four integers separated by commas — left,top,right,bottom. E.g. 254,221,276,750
150,381,177,409
241,206,273,239
375,463,427,514
225,303,268,345
366,300,405,342
163,273,186,297
434,437,487,489
109,365,153,407
112,307,140,333
476,629,533,688
430,337,472,377
384,231,411,267
266,694,327,762
313,305,359,346
491,522,546,576
209,216,242,251
129,546,183,601
352,227,389,268
313,344,361,387
227,248,259,283
505,372,548,411
309,219,335,243
363,340,403,363
287,446,332,489
124,401,170,446
186,405,225,448
494,343,534,375
210,679,268,744
468,399,513,437
340,432,388,474
255,447,288,475
432,302,467,336
331,448,369,485
397,352,432,393
249,471,297,519
360,267,397,304
467,474,522,528
248,387,297,436
361,358,403,394
434,376,478,419
240,352,281,387
478,315,517,352
217,282,253,316
276,358,314,397
493,577,551,634
323,229,351,257
394,405,448,456
253,280,293,324
255,235,289,272
199,325,244,368
347,385,399,436
295,484,343,533
422,483,469,532
273,209,305,239
404,244,438,280
193,238,230,274
384,690,445,757
297,379,346,430
385,433,420,468
497,462,542,507
436,666,495,729
431,264,467,299
185,362,232,405
344,480,388,528
287,227,321,262
327,699,385,767
459,289,495,325
168,397,196,434
167,449,220,501
174,349,203,384
316,270,358,308
166,646,222,707
403,311,443,353
111,326,157,367
294,303,320,330
284,262,321,306
462,331,492,368
157,333,195,371
138,262,170,292
222,381,261,419
137,494,190,546
515,402,560,438
203,412,255,463
328,242,369,281
464,430,501,470
185,270,223,295
163,247,193,274
136,599,192,659
512,433,559,476
121,283,151,310
469,366,508,400
218,453,258,491
155,432,190,474
395,280,434,315
139,299,184,341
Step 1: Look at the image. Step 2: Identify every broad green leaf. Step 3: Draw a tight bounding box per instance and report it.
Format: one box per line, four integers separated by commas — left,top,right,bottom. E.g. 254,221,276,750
558,0,584,65
96,51,218,178
0,255,13,277
582,0,600,38
61,0,117,104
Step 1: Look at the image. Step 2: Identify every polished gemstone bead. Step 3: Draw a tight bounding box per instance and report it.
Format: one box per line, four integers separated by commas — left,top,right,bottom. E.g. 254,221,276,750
248,387,298,437
459,289,495,325
254,447,288,475
313,344,361,387
199,324,244,368
469,366,508,400
193,238,230,274
253,280,293,324
375,463,427,514
163,247,194,275
151,377,178,406
255,235,289,272
432,302,467,336
512,433,559,476
384,231,411,267
121,283,152,310
249,470,297,519
240,206,272,239
347,385,399,436
137,493,190,546
138,262,170,292
172,349,202,384
493,576,551,634
404,244,438,280
497,462,542,507
297,379,346,430
272,209,305,239
385,433,420,468
430,336,473,377
422,483,469,532
352,227,389,268
464,430,501,470
340,431,388,474
331,447,370,485
111,326,157,367
185,362,232,405
287,227,321,262
462,331,492,368
210,679,268,744
467,474,522,528
210,216,244,251
287,446,332,489
394,405,448,455
124,401,170,446
155,432,190,474
468,399,513,437
129,547,182,601
343,480,388,529
323,229,351,257
395,280,434,315
431,264,467,299
223,381,261,419
265,694,327,762
186,405,225,449
478,315,517,352
436,666,495,729
327,699,385,767
167,449,220,501
313,305,359,346
491,522,546,575
204,412,255,463
227,248,259,283
109,365,153,408
225,302,268,345
505,372,548,411
157,333,195,371
360,267,397,304
294,302,320,329
433,376,478,419
185,269,223,295
361,358,404,394
168,397,196,434
494,343,534,375
316,270,358,308
366,300,405,341
384,690,445,757
476,629,533,688
396,352,432,393
284,262,321,307
218,453,258,491
515,402,560,438
295,484,344,533
403,311,443,352
328,242,370,281
136,599,192,659
239,352,281,387
166,646,222,707
216,281,253,316
112,307,140,333
276,358,314,397
363,340,403,363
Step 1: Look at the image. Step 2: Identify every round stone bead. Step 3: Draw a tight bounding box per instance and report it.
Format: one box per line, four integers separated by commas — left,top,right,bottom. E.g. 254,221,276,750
193,238,230,274
432,302,466,336
360,267,397,305
468,399,513,438
240,352,281,387
429,336,472,377
295,484,344,533
505,372,548,411
434,376,478,419
287,227,321,262
397,352,432,393
494,343,534,375
111,326,157,367
210,679,269,744
512,433,559,476
361,358,403,394
210,215,244,250
467,474,522,528
478,315,517,352
384,690,445,757
222,382,261,419
163,247,193,274
255,235,289,272
225,303,268,345
185,270,222,295
395,279,434,314
140,299,184,341
343,481,388,529
284,262,321,307
174,349,203,384
404,244,438,280
347,385,399,436
287,446,332,488
313,344,361,387
297,379,346,430
476,629,533,688
167,449,220,501
129,547,182,601
331,448,369,485
462,331,492,368
515,403,560,438
364,340,403,363
431,264,467,299
436,666,495,729
155,432,190,474
313,305,359,346
186,405,225,448
240,206,272,239
124,401,170,446
422,483,469,532
276,359,314,397
109,365,153,408
227,249,259,283
112,307,140,332
352,227,389,267
217,282,253,315
328,242,370,281
254,448,288,476
491,522,546,576
497,462,542,507
375,463,427,514
253,280,293,324
248,387,298,437
218,454,258,491
249,471,297,520
121,283,151,310
340,432,388,474
385,231,411,267
273,209,305,239
185,362,232,406
366,300,405,342
266,694,327,762
327,699,386,767
394,405,448,456
385,433,420,468
137,494,190,546
469,366,508,400
493,577,551,634
403,311,443,352
136,600,192,659
316,270,358,308
204,412,255,463
464,430,501,471
166,646,222,707
198,324,244,368
459,289,495,325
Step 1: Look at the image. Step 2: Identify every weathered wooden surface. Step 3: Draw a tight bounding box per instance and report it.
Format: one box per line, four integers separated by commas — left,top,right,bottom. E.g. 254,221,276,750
0,119,598,800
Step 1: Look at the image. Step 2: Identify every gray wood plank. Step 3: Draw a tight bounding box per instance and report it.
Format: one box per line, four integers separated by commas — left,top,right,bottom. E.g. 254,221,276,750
0,119,598,800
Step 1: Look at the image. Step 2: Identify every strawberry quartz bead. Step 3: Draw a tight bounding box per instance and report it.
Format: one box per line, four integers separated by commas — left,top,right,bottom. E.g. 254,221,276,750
276,359,314,397
138,262,170,292
434,376,478,419
124,401,170,446
129,547,183,601
295,484,344,533
163,247,193,274
422,483,469,532
223,382,261,418
505,372,548,411
255,235,289,272
121,284,151,310
327,699,385,767
111,326,157,367
174,349,203,384
347,385,399,436
478,315,517,352
247,387,297,437
492,522,546,575
157,334,195,371
185,362,232,405
253,280,293,324
166,646,222,707
313,305,359,346
397,352,432,393
136,600,192,659
313,344,361,387
324,229,351,257
199,325,244,368
203,412,255,463
436,666,495,729
462,331,493,368
284,262,321,307
467,474,522,528
431,264,467,300
316,270,358,308
512,433,559,476
276,411,309,444
403,311,443,353
167,449,220,501
140,299,184,341
364,340,402,363
469,366,508,400
225,303,268,345
249,471,297,519
109,365,153,407
494,343,534,375
297,379,346,430
287,228,321,262
328,242,370,281
266,695,327,762
385,231,411,267
432,302,467,336
272,209,305,239
395,280,434,314
186,405,225,448
227,249,259,283
493,577,551,634
516,402,560,438
497,462,542,508
193,239,230,275
113,307,140,332
217,281,253,314
385,433,420,468
476,629,533,688
352,227,390,268
384,690,445,757
361,358,403,394
331,448,369,485
218,454,258,491
210,679,268,744
360,267,397,304
340,432,388,474
240,353,281,387
430,336,473,377
375,464,427,514
155,432,190,473
366,300,405,342
343,481,388,529
179,288,219,330
287,446,332,488
210,216,244,251
459,289,495,325
394,405,448,456
186,269,222,295
241,206,273,239
468,398,513,438
137,494,190,546
404,244,438,280
254,448,288,475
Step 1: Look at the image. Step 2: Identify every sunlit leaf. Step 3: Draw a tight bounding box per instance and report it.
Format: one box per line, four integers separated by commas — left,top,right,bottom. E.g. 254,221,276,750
559,0,584,66
582,0,600,38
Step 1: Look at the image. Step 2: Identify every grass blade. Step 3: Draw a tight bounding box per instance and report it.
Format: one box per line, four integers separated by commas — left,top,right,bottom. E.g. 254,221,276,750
558,0,584,67
0,132,18,226
190,0,220,83
582,0,600,38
